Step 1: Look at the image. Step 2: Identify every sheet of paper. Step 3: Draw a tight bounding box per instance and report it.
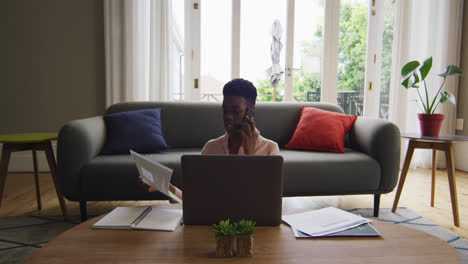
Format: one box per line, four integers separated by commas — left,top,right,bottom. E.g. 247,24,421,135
92,207,149,229
282,207,371,237
132,208,183,231
130,150,175,200
291,223,380,238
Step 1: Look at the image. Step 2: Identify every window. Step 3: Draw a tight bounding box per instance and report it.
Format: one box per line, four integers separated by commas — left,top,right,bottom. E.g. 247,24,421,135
240,0,286,102
200,0,231,102
292,0,324,102
182,0,395,119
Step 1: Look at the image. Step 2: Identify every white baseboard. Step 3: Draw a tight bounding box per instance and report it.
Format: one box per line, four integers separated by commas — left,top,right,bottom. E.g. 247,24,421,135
0,143,56,172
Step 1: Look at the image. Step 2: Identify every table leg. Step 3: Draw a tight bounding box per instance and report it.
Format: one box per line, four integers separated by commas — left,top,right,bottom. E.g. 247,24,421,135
44,141,67,219
392,140,416,212
445,142,459,227
431,149,437,207
0,145,12,207
32,150,42,210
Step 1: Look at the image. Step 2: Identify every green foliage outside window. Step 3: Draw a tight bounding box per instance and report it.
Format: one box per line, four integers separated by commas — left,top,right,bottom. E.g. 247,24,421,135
255,0,394,103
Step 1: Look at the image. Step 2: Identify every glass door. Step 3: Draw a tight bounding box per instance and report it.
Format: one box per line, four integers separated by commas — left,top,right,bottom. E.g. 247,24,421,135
240,0,287,101
290,0,325,102
337,0,369,116
199,0,232,102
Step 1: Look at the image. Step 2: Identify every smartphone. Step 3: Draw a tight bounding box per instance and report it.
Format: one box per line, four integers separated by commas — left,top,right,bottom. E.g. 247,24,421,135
241,107,255,133
244,107,255,120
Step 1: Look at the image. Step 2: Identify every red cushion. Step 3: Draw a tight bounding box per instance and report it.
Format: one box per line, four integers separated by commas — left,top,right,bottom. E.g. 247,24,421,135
285,107,357,153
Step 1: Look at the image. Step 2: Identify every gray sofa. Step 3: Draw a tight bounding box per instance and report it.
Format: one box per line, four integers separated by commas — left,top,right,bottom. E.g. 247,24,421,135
57,101,400,221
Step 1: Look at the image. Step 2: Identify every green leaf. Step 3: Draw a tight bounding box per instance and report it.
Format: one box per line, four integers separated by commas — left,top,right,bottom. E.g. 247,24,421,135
401,61,420,77
440,95,447,104
401,77,410,88
411,73,420,87
441,91,456,104
213,219,236,236
401,61,420,78
419,57,432,81
438,65,463,78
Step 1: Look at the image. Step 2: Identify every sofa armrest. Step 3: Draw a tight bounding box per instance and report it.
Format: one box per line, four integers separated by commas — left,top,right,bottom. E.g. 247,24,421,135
348,117,400,193
56,116,106,201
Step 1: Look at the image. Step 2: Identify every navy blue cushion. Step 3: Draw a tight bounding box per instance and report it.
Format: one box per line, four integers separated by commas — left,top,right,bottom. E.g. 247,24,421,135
100,108,169,155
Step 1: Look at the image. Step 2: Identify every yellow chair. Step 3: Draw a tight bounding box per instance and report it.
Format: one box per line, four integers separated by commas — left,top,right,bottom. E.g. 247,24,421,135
0,133,67,218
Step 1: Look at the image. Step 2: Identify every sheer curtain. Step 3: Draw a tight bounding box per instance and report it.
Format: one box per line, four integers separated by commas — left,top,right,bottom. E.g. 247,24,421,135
389,0,464,169
104,0,174,107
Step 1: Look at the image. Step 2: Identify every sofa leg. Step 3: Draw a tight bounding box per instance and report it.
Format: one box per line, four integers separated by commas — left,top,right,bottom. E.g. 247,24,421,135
373,194,381,217
80,200,88,222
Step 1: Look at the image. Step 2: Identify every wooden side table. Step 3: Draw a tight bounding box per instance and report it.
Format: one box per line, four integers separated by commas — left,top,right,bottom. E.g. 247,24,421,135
0,133,67,218
392,133,468,227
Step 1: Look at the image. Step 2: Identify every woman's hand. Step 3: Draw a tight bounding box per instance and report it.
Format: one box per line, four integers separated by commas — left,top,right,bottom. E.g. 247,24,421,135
240,116,258,155
136,177,182,203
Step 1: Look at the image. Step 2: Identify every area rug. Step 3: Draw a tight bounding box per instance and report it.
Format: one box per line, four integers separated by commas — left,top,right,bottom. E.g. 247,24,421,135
0,215,81,264
352,207,468,263
0,208,467,264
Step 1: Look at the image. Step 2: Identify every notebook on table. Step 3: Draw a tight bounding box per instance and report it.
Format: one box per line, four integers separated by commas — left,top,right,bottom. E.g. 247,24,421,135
181,155,284,226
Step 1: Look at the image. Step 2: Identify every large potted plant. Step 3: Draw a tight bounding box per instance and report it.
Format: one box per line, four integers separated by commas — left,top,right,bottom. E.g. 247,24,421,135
401,57,463,137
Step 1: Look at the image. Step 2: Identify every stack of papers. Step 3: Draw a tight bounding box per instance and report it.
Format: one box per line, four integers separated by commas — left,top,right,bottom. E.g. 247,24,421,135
282,207,374,237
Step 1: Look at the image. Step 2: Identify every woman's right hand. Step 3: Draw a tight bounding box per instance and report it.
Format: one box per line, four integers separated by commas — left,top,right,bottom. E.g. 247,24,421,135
136,177,182,203
136,177,158,192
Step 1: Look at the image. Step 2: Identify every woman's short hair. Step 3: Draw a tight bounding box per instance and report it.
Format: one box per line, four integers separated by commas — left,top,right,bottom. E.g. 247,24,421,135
222,78,257,105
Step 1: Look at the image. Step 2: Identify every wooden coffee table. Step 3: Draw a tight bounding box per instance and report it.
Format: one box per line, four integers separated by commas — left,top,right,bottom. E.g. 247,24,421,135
27,205,459,264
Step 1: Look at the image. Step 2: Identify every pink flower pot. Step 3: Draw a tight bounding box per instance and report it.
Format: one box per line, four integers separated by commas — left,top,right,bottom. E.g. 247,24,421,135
417,113,445,137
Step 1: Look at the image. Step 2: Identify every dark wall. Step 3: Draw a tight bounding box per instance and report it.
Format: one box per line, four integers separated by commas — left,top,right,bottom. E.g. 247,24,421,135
1,0,105,134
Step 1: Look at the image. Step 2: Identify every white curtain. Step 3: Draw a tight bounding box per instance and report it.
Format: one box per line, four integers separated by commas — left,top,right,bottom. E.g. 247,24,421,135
104,0,174,107
389,0,464,169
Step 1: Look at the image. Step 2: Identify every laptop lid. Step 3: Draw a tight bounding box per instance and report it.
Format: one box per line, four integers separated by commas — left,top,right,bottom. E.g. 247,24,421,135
181,155,283,226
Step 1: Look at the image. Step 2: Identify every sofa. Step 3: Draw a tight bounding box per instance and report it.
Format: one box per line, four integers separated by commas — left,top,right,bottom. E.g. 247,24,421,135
57,101,400,221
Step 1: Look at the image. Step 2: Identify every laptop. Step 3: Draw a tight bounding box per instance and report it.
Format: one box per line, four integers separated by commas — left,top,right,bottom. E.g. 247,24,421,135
181,155,284,226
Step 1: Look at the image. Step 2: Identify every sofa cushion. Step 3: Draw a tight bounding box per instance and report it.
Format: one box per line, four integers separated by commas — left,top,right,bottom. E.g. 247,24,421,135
80,148,379,200
280,149,380,196
101,108,169,155
285,107,357,152
81,149,200,200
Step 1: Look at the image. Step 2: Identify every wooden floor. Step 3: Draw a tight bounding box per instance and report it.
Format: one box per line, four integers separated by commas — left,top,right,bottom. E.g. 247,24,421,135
1,168,468,239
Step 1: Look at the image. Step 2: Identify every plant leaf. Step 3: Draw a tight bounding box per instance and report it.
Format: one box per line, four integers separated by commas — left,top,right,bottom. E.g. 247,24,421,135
441,91,456,104
401,61,420,78
419,57,432,81
401,77,410,88
438,65,463,78
411,73,420,88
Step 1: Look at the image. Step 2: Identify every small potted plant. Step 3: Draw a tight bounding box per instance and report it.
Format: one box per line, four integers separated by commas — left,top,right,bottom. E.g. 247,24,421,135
235,219,256,257
213,219,236,257
401,57,463,137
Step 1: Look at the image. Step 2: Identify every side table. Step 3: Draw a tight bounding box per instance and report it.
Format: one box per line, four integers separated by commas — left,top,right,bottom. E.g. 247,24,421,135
0,133,67,218
392,133,468,227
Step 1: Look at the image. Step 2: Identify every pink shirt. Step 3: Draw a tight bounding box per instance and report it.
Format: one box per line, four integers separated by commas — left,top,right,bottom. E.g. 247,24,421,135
201,130,280,155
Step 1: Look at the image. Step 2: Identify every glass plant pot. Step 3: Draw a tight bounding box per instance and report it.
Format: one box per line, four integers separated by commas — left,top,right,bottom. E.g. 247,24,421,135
215,235,235,257
236,235,254,257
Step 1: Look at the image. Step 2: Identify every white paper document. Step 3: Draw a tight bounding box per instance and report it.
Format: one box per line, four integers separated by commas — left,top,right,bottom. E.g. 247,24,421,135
291,223,380,238
92,207,183,231
130,150,182,204
282,207,371,237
